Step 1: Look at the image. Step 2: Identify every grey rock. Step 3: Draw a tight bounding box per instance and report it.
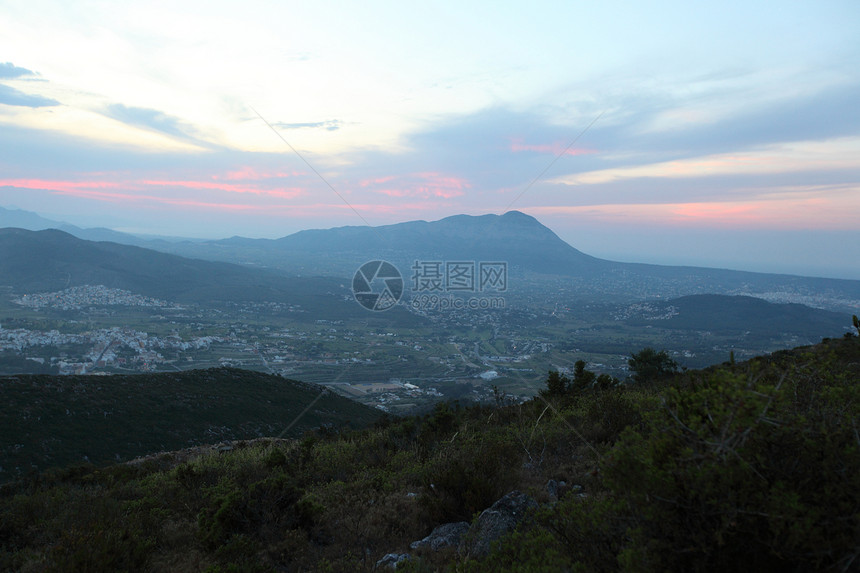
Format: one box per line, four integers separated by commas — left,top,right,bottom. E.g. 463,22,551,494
410,521,470,551
375,552,410,569
546,479,559,500
467,490,538,558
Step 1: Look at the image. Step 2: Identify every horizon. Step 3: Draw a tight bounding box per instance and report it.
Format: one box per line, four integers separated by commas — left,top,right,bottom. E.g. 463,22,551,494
3,204,860,282
1,2,859,279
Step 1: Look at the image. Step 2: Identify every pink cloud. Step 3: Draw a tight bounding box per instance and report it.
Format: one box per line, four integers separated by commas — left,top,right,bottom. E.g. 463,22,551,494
0,175,305,201
0,178,124,192
0,177,307,212
525,195,852,230
670,202,766,221
2,176,459,219
220,166,304,181
359,172,471,199
142,179,305,199
359,175,397,187
373,188,412,198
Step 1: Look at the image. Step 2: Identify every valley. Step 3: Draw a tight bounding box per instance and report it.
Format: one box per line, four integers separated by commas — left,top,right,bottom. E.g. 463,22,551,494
1,279,850,414
0,213,856,413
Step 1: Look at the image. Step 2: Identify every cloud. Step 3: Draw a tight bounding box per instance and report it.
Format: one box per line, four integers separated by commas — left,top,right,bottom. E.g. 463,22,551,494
525,188,860,230
104,103,205,143
274,119,343,131
2,71,858,243
0,178,123,192
0,62,57,108
354,107,599,196
0,84,59,107
0,173,306,203
221,166,303,180
359,172,470,199
596,79,860,162
141,178,305,199
0,62,36,79
550,138,860,186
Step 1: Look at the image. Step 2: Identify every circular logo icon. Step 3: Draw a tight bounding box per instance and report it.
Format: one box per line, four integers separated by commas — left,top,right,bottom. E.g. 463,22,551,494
352,260,403,311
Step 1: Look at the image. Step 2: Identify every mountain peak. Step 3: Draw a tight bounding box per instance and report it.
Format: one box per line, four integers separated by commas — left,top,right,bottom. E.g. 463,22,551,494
434,210,539,227
501,210,536,221
265,210,603,277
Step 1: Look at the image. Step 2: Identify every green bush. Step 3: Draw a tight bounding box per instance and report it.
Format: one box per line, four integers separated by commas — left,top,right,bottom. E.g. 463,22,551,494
420,433,521,522
601,366,860,571
460,528,570,572
47,527,153,573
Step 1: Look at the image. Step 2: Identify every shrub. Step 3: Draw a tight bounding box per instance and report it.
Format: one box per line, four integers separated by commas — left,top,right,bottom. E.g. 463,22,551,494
601,366,860,571
420,434,522,522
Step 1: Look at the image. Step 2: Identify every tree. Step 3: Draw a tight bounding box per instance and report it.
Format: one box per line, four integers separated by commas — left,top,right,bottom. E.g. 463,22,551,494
572,360,596,392
853,314,860,336
627,347,678,383
596,373,616,390
543,370,570,396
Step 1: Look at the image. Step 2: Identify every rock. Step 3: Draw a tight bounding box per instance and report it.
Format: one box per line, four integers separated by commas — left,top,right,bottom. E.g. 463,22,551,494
547,480,569,501
410,521,470,551
467,490,538,558
546,479,559,501
375,552,410,569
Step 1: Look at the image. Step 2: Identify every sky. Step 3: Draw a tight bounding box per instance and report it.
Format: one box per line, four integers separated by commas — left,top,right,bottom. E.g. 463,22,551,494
1,1,859,279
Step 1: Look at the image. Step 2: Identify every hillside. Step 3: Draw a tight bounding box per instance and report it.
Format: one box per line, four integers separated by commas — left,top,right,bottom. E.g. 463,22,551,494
0,367,382,481
0,228,327,303
1,336,857,571
5,211,860,312
0,228,416,321
621,293,851,336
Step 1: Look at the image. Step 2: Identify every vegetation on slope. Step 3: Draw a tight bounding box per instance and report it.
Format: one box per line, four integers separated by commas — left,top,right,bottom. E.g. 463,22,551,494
0,336,858,572
0,367,383,481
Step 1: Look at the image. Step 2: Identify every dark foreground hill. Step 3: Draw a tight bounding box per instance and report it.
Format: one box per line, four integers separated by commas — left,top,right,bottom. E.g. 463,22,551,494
0,367,382,481
1,336,858,571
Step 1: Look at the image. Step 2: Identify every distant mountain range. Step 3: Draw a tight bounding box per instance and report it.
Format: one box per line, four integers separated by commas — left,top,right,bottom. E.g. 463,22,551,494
0,205,157,245
0,227,415,321
3,206,860,312
214,210,608,276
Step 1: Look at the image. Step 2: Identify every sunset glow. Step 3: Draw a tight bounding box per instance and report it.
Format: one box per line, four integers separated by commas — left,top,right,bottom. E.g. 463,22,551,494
1,1,858,277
